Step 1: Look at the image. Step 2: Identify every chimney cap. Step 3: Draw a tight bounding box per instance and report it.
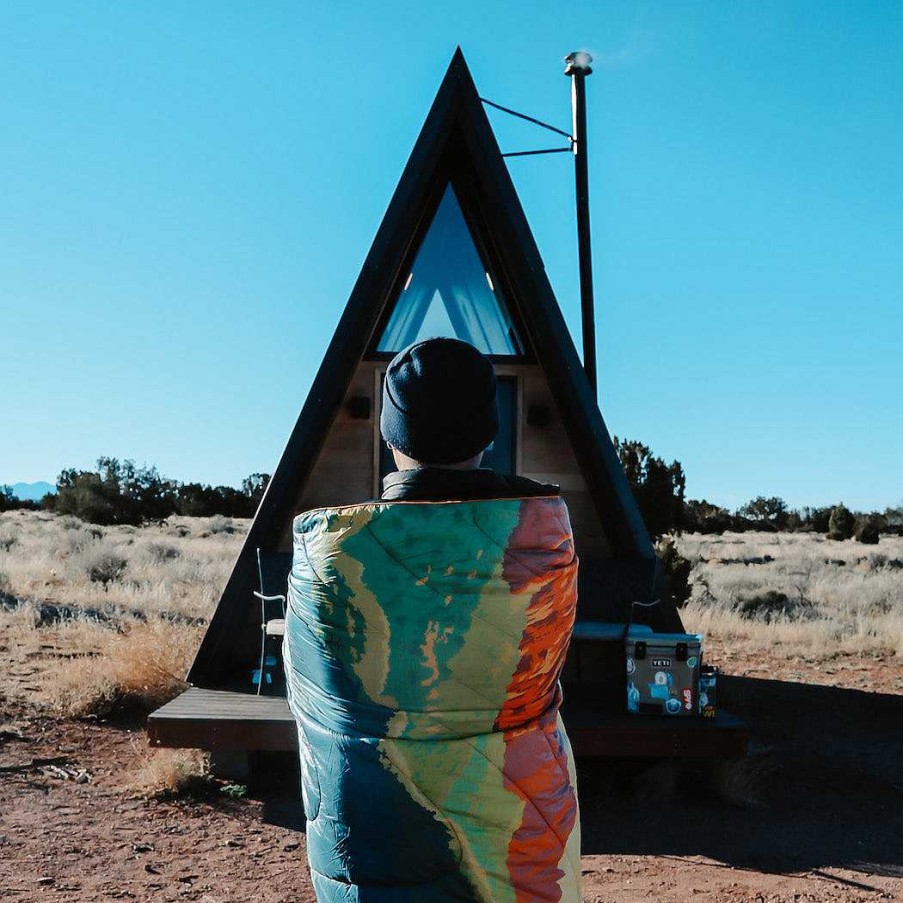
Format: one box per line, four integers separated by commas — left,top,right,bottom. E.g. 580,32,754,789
564,51,593,76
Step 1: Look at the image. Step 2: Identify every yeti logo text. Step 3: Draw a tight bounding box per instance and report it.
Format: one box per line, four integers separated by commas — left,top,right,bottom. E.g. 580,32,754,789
651,658,671,668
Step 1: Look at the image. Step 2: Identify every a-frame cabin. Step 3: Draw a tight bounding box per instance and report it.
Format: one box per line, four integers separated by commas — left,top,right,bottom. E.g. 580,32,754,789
149,50,747,761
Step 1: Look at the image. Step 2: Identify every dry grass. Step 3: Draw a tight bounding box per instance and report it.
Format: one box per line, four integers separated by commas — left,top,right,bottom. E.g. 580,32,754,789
0,510,242,716
44,618,204,717
678,531,903,661
129,748,211,798
0,509,246,622
1,601,203,715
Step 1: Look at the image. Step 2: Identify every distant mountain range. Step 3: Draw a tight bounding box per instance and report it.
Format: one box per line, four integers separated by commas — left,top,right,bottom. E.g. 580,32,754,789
6,481,55,501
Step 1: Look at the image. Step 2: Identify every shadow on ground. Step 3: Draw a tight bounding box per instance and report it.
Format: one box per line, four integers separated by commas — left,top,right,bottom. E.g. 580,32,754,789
578,676,903,880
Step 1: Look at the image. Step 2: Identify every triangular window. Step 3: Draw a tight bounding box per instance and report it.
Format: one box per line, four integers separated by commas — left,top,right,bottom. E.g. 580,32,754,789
376,185,524,355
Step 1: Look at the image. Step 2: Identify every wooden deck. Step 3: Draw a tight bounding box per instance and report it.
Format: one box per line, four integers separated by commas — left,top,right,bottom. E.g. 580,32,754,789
148,688,748,759
148,689,297,751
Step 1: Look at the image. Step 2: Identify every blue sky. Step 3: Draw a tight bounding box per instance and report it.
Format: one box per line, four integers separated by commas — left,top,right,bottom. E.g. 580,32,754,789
1,2,900,511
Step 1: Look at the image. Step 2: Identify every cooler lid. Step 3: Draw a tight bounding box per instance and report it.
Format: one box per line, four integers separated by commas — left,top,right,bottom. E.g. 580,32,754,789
637,632,703,645
573,621,653,641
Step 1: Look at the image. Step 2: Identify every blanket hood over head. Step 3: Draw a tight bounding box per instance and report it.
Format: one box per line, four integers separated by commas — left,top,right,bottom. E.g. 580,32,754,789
285,495,581,903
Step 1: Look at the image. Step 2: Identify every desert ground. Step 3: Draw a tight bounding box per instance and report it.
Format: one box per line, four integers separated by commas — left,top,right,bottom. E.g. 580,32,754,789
1,510,901,902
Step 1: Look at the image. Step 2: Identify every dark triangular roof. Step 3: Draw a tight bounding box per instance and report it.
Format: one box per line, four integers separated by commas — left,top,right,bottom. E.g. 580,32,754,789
189,49,658,685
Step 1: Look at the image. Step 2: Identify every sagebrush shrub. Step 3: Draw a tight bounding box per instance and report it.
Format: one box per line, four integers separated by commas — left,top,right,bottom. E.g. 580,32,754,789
60,527,92,557
737,590,815,623
85,551,128,587
207,515,235,535
146,542,181,563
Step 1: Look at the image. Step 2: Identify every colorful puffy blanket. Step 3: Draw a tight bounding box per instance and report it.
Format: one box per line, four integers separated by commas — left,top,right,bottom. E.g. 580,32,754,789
285,497,581,902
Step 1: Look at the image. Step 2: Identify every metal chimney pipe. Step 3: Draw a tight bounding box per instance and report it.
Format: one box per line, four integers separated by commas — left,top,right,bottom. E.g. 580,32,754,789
565,51,597,398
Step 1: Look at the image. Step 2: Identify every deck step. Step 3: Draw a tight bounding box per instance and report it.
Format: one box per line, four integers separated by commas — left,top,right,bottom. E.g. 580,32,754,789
148,688,748,758
148,688,296,751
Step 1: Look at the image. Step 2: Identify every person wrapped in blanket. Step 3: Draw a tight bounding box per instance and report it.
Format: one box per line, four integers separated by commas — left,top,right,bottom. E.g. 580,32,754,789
285,338,581,902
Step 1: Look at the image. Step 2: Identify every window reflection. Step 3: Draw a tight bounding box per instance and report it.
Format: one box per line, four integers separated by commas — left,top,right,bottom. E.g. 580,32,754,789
377,185,524,356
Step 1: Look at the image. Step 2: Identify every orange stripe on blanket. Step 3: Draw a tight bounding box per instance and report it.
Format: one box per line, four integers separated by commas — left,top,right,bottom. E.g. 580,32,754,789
502,712,579,902
498,499,577,731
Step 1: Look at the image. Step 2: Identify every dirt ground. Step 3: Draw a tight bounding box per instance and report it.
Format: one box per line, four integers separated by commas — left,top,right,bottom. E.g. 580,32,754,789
2,628,901,902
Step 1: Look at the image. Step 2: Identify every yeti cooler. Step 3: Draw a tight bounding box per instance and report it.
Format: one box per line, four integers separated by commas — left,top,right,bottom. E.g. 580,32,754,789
625,627,703,716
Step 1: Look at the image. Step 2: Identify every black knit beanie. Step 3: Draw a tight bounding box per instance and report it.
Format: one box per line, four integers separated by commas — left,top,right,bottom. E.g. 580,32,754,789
380,338,499,465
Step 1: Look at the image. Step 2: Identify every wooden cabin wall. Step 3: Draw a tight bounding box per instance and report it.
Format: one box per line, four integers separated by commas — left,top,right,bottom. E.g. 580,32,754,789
515,365,611,561
276,360,379,551
274,360,612,558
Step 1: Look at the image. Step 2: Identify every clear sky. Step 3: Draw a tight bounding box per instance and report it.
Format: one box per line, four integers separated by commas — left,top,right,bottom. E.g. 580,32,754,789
1,1,900,511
